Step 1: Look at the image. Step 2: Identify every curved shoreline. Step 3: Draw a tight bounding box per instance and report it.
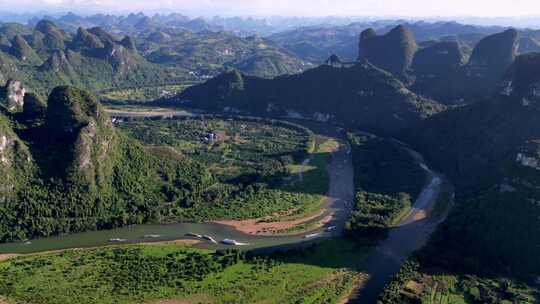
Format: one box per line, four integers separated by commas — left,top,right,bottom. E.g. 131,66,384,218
346,156,453,303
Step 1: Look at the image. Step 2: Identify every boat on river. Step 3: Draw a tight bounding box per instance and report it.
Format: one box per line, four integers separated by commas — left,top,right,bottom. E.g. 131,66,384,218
221,239,250,246
304,233,321,239
202,235,218,244
143,234,161,239
108,238,127,243
325,226,337,232
184,233,203,238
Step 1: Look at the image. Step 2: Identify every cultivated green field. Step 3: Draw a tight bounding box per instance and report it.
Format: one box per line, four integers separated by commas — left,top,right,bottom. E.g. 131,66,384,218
0,240,368,304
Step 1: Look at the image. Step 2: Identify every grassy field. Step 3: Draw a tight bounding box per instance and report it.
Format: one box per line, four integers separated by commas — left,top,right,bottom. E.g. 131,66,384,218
0,240,368,304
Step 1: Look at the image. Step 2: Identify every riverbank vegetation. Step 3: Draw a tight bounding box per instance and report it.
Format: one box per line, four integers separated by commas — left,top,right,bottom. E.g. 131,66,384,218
344,132,427,241
0,240,367,304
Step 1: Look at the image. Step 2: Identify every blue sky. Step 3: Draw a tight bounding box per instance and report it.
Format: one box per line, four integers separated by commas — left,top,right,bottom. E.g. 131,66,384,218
2,0,540,17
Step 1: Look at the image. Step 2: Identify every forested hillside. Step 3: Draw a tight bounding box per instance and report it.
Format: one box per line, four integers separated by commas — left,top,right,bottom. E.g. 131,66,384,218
176,61,442,136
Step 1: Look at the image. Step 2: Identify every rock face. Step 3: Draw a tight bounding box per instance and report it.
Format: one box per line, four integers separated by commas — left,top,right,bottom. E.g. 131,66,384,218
358,25,418,77
46,86,115,187
3,79,26,112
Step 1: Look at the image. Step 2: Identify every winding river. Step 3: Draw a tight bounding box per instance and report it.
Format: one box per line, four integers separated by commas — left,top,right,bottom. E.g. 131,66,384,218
0,118,353,254
346,149,452,303
0,111,451,304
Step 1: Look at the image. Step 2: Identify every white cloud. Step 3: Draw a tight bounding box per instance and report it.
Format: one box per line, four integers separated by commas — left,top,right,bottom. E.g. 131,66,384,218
1,0,540,17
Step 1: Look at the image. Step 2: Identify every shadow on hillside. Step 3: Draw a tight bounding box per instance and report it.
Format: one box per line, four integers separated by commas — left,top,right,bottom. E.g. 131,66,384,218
14,118,77,180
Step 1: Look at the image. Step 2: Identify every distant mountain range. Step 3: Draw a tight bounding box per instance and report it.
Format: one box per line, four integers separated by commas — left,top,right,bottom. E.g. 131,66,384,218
0,18,312,95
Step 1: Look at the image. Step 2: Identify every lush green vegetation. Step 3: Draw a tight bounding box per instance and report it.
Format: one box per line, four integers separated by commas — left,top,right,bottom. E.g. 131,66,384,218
0,240,367,304
379,258,539,304
0,86,219,242
117,116,330,222
344,132,426,241
118,116,313,182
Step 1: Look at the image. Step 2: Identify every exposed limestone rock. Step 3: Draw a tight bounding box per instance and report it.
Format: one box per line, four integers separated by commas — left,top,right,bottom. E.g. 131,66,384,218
4,79,25,112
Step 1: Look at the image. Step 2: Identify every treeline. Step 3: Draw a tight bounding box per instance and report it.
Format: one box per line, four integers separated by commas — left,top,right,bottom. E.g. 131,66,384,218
345,192,411,241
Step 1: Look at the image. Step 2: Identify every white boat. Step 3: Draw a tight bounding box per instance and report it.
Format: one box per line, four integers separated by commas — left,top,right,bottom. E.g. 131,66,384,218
303,233,321,239
143,234,161,239
325,226,337,232
184,233,203,238
202,235,218,244
221,239,250,246
108,238,127,243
